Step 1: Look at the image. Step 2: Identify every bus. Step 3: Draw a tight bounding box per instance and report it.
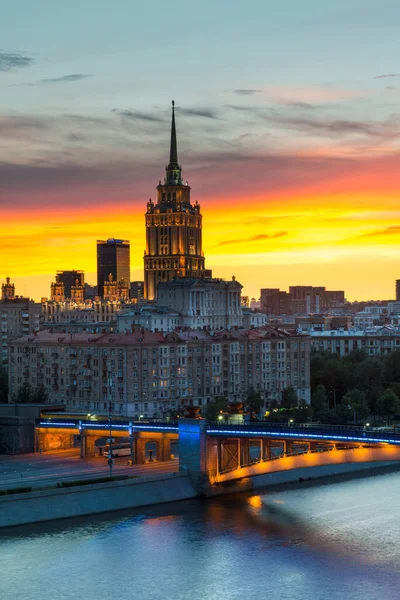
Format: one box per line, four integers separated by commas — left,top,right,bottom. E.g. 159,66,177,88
104,443,132,458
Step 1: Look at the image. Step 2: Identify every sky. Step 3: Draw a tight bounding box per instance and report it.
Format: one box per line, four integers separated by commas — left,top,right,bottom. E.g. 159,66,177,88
2,0,400,302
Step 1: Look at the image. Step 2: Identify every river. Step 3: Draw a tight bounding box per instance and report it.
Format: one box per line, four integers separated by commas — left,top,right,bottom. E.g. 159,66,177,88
1,470,400,600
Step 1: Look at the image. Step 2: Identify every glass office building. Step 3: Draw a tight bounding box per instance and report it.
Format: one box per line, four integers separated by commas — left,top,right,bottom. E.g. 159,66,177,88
97,239,130,298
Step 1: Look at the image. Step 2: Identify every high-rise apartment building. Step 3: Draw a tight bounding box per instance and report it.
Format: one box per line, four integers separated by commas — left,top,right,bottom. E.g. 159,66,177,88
144,102,206,300
396,280,400,302
97,239,130,298
1,278,42,365
9,327,311,416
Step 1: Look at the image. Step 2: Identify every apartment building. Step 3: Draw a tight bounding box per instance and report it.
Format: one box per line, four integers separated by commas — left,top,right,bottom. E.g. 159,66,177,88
310,325,400,356
9,327,311,416
1,297,42,365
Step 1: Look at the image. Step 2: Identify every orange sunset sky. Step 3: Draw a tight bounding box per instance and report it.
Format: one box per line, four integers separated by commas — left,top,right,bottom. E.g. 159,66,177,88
2,1,400,302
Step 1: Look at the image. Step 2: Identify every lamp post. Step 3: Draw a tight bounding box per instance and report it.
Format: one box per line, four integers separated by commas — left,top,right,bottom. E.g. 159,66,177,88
108,400,113,478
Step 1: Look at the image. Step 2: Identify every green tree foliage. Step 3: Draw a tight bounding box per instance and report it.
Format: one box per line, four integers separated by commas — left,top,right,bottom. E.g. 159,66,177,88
0,366,8,403
376,389,400,423
12,383,48,404
281,386,298,410
338,388,368,423
245,387,263,415
311,384,329,419
291,401,313,422
383,352,400,386
311,349,400,421
205,397,229,420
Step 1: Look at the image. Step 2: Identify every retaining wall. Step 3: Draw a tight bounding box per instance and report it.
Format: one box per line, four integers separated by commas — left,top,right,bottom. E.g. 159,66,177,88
0,472,197,528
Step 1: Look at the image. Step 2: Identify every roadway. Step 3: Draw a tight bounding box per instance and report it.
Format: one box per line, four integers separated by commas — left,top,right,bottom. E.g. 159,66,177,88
0,450,179,491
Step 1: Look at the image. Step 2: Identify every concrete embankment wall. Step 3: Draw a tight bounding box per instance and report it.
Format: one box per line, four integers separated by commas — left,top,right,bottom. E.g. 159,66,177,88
0,472,197,528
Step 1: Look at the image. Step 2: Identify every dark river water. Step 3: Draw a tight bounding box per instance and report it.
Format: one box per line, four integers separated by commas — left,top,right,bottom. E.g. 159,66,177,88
1,470,400,600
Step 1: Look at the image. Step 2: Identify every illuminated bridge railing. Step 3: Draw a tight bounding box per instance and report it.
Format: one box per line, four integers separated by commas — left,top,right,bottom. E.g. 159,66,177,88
37,417,179,433
206,422,400,445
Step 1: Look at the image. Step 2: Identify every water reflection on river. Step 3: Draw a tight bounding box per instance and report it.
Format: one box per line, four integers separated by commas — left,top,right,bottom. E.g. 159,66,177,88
1,471,400,600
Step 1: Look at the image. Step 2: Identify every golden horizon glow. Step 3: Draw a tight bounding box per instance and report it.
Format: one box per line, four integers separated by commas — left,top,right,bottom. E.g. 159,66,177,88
3,181,400,302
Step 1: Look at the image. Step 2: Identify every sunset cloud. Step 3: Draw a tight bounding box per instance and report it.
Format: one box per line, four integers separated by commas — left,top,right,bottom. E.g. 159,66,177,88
218,232,288,247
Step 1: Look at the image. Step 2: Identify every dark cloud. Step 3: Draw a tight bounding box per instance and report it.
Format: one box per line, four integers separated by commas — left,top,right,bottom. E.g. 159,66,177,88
226,104,261,113
264,114,400,139
64,114,107,125
67,132,86,142
0,49,33,71
39,74,91,84
374,73,400,79
112,108,164,123
283,101,318,110
178,107,219,119
218,232,288,247
233,89,262,96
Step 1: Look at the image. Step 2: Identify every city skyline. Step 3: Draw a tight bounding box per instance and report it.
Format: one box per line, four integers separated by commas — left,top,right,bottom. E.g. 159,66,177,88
2,1,400,301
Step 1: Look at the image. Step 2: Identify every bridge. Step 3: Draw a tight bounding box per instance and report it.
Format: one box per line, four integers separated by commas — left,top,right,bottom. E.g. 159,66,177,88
36,414,400,491
36,414,179,463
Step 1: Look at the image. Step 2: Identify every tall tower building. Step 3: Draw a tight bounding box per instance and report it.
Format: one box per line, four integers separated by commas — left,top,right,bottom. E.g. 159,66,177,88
97,239,130,299
1,277,15,300
144,101,206,300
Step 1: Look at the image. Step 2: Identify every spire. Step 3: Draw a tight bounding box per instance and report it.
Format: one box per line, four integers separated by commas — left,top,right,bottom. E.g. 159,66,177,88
169,100,178,166
165,100,182,184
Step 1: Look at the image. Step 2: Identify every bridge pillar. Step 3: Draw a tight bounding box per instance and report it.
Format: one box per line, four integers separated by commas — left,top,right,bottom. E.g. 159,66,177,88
135,438,146,464
80,433,96,458
156,437,171,461
178,418,207,492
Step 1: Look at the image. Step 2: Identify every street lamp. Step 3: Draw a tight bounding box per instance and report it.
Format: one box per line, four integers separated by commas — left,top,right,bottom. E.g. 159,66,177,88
347,405,356,424
288,418,294,427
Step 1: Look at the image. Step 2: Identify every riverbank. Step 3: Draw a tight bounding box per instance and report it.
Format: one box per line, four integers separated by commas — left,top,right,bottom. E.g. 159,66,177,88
2,460,400,529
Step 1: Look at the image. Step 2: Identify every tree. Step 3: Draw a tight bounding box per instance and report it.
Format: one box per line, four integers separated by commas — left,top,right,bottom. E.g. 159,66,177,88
281,386,298,410
383,351,400,387
245,387,263,415
338,388,368,423
291,401,313,422
12,382,48,404
311,384,329,420
376,389,400,424
0,366,8,403
205,397,228,421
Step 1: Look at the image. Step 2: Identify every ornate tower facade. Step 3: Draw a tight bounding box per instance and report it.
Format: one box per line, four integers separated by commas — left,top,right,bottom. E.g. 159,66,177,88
144,102,206,300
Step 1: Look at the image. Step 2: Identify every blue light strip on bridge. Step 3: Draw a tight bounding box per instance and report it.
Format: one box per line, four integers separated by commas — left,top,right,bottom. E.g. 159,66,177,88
206,429,400,445
38,421,77,427
38,421,178,432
